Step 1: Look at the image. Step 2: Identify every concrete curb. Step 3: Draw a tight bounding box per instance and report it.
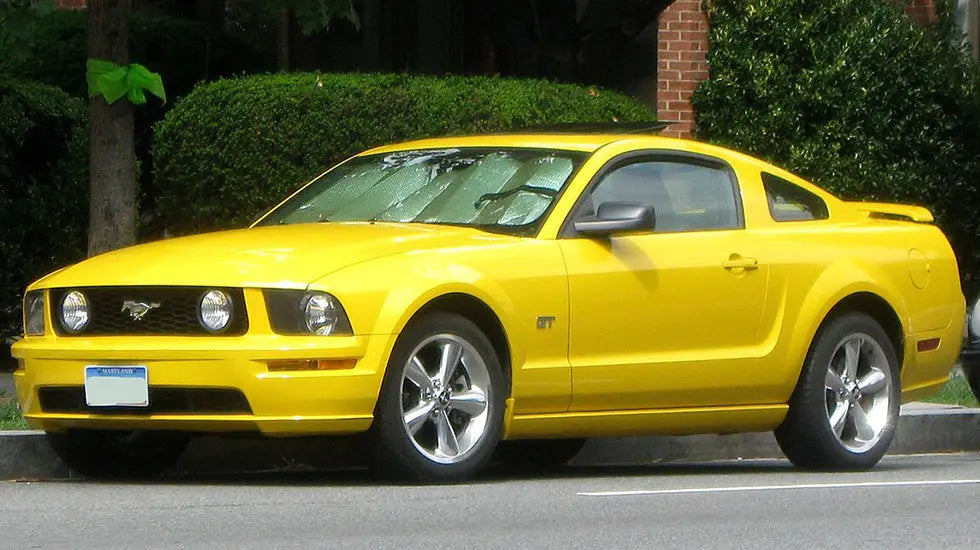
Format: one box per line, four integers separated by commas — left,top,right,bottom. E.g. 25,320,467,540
573,407,980,465
2,407,977,480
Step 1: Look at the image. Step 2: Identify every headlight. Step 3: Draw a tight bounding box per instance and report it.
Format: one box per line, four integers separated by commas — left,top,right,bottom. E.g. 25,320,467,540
60,290,90,334
969,297,980,340
304,293,343,335
264,289,352,336
199,289,233,333
24,291,45,336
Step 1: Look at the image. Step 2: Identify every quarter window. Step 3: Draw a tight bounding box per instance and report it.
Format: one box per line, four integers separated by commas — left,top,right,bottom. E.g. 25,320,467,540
586,159,741,233
763,172,829,222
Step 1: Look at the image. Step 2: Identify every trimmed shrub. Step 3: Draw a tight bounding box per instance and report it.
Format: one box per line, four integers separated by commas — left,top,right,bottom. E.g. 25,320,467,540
692,0,980,289
152,73,655,234
0,77,88,342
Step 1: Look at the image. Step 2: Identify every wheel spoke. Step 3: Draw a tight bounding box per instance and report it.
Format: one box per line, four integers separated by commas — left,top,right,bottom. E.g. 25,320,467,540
843,338,861,382
437,341,463,387
825,368,845,393
435,409,460,457
858,368,887,396
829,403,848,437
850,403,876,441
449,388,487,417
403,401,435,436
405,357,434,391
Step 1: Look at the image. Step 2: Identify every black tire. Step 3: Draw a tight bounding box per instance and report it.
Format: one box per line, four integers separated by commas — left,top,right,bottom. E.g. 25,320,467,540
47,429,189,478
967,368,980,403
370,312,505,482
493,438,585,472
775,312,900,470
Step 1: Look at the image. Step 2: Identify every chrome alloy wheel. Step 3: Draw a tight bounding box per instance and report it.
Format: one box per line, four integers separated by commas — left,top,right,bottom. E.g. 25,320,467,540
824,333,893,453
399,334,492,464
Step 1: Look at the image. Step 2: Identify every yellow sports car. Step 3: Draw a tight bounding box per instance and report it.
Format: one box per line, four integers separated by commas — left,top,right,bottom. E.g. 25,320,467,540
12,129,964,481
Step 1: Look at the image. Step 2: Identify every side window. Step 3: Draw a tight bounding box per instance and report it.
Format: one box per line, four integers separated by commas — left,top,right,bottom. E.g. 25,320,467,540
588,159,741,233
762,172,829,222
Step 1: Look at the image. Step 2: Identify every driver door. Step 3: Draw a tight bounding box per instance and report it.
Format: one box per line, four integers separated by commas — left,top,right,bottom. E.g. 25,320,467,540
559,153,770,411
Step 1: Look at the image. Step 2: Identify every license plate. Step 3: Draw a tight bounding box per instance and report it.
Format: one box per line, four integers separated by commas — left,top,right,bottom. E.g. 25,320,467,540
84,366,149,407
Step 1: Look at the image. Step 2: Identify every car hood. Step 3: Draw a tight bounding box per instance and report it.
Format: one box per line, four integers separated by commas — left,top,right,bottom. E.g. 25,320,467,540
33,223,512,289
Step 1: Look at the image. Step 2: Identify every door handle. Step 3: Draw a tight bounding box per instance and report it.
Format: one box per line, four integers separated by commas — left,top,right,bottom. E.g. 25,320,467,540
722,256,759,271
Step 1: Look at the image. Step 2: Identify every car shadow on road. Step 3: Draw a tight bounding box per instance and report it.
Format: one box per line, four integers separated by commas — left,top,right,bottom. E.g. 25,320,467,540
46,452,944,488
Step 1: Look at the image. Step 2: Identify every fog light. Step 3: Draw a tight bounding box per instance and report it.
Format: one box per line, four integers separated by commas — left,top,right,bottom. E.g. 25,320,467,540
60,290,89,334
199,289,233,333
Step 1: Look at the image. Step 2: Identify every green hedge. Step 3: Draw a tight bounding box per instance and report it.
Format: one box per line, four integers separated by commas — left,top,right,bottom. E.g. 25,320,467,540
692,0,980,289
0,77,88,342
152,73,655,234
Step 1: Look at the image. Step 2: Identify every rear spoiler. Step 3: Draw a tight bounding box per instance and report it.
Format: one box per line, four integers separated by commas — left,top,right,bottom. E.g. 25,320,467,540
849,201,934,223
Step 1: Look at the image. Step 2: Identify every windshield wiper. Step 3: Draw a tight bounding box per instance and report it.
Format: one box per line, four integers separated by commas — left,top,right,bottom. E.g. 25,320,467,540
474,185,558,208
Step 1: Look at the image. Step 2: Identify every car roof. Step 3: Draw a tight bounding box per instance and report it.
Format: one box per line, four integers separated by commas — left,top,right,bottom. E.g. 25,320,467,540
358,132,841,207
362,133,650,154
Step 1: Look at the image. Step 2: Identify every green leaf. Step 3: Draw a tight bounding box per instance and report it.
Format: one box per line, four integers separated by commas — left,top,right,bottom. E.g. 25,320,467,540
86,58,166,106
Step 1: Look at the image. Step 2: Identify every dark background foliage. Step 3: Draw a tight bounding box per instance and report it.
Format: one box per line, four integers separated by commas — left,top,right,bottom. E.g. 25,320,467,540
0,77,88,344
151,72,654,235
0,9,267,99
0,8,273,230
692,0,980,292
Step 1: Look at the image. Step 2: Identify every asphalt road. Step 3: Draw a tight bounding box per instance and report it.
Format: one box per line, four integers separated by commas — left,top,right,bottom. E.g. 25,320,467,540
1,453,977,549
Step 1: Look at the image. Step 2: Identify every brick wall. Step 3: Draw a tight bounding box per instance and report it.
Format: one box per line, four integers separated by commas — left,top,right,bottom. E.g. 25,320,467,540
905,0,938,25
656,0,708,139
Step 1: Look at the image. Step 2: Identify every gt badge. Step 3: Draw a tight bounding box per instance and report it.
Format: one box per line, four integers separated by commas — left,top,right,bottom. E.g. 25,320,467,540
536,316,556,330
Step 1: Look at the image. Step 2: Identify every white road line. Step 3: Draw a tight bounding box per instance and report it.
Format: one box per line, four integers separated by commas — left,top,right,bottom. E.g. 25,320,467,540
578,478,980,497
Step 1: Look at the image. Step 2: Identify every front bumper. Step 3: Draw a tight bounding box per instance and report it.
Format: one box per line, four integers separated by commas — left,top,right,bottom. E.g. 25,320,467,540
10,333,395,436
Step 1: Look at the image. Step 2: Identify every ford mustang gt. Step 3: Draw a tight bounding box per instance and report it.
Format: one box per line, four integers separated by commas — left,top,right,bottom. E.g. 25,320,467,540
11,132,964,481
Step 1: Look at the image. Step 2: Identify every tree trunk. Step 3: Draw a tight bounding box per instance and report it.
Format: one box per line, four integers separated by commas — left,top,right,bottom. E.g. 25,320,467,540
87,0,136,256
277,8,291,71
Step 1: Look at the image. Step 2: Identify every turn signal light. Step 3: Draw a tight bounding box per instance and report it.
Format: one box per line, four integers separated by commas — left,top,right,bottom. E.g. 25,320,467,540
916,338,940,352
266,359,357,372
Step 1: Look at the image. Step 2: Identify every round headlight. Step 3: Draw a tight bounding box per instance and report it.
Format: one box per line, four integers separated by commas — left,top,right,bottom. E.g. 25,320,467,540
199,289,233,333
60,290,90,334
304,293,340,335
970,297,980,340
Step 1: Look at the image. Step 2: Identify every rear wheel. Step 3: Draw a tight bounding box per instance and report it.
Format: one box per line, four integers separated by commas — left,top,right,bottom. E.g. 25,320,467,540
46,429,189,478
371,312,504,482
775,312,900,470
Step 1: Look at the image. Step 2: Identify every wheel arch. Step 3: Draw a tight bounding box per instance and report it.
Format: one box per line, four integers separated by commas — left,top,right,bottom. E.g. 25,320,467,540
818,292,906,371
404,293,513,397
784,259,910,392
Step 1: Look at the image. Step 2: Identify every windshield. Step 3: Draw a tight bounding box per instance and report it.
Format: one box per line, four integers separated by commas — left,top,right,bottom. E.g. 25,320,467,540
256,148,586,236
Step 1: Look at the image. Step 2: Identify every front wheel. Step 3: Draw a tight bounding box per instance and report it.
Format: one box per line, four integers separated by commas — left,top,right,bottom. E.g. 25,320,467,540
370,312,505,482
46,429,189,478
775,312,900,470
966,367,980,403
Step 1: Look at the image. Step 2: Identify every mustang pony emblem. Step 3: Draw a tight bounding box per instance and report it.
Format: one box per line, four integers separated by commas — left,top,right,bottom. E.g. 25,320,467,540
121,300,161,321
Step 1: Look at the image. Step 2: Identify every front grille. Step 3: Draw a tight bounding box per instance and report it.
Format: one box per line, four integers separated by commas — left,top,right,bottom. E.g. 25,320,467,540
38,386,253,415
49,287,248,336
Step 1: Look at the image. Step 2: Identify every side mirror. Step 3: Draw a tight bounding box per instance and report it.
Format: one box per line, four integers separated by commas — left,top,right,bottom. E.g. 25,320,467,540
573,201,656,237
